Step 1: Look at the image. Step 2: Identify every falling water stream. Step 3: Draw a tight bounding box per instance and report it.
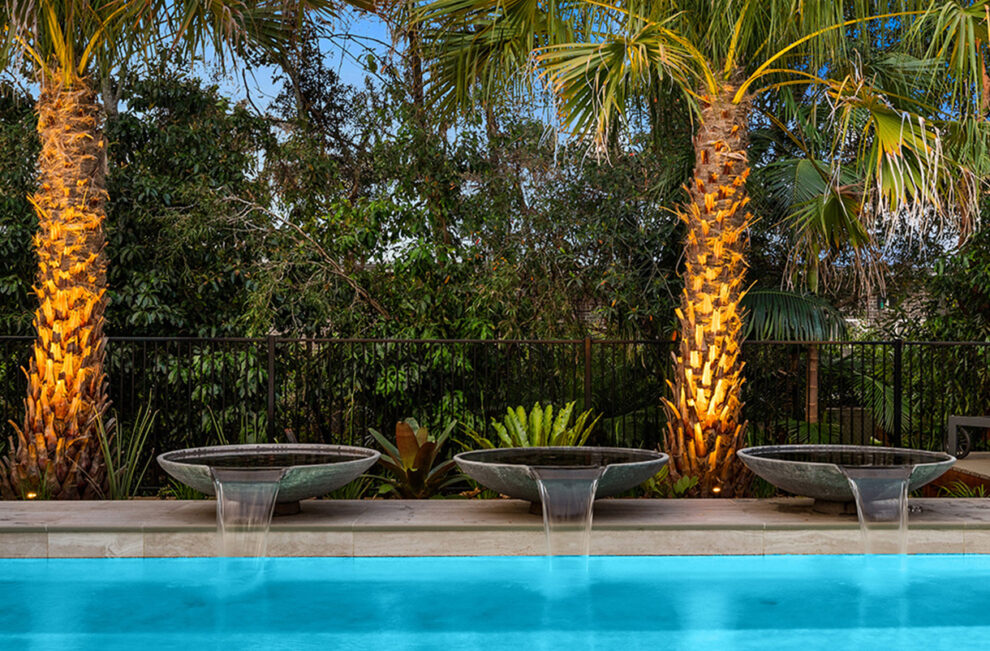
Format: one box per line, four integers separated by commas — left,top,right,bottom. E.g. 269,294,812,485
211,468,285,557
840,466,914,555
529,466,605,557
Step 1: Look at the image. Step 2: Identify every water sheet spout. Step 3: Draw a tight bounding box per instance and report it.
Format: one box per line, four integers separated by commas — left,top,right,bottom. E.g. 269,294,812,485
211,467,285,557
529,466,605,557
840,465,913,555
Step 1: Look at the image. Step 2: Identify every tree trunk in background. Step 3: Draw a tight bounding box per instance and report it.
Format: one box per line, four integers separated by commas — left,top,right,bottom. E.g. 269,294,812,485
407,23,425,120
2,72,109,499
805,344,819,424
402,10,453,248
662,81,751,497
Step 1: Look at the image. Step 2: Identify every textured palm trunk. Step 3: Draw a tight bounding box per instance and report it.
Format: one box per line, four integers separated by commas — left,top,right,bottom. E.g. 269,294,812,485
2,72,109,499
662,82,751,497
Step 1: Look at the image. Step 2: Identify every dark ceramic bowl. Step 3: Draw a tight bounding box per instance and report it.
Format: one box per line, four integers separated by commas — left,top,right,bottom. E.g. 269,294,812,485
455,446,668,503
737,444,954,501
157,443,380,505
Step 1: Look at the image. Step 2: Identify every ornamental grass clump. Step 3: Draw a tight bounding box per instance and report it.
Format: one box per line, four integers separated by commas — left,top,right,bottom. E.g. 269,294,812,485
93,406,157,500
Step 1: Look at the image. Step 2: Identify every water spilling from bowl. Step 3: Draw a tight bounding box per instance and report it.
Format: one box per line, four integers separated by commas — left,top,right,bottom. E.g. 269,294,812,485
738,445,955,554
158,444,381,556
211,467,285,557
529,466,605,556
454,447,668,557
840,466,913,554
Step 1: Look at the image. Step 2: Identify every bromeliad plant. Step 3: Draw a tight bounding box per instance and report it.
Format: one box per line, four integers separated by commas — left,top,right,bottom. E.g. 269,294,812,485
466,401,601,448
369,419,460,499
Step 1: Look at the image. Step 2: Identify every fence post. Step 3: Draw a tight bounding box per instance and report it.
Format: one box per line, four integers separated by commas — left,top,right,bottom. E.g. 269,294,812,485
267,335,276,443
892,339,903,447
583,337,593,411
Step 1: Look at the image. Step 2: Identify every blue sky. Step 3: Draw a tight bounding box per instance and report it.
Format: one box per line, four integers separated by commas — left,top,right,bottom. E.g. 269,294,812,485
211,11,394,111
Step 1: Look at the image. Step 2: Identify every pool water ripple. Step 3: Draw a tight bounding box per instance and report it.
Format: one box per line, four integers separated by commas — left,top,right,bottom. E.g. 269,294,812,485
1,554,987,650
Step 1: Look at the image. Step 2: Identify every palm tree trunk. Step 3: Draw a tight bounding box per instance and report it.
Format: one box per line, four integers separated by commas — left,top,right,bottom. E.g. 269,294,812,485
2,72,109,499
662,81,751,497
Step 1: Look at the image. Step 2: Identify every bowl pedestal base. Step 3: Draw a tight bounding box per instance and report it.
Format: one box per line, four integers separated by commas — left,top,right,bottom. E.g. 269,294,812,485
274,501,301,516
811,498,857,515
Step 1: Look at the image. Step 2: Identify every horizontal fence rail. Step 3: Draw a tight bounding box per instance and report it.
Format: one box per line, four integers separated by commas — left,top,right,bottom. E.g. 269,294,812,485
0,336,983,490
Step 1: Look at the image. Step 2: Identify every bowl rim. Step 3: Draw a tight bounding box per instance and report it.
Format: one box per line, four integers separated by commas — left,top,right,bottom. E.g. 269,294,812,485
454,446,669,468
157,443,381,468
736,444,955,469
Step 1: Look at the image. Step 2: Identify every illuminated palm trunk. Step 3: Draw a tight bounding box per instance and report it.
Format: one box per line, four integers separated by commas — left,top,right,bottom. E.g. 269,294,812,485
662,82,751,497
3,72,109,498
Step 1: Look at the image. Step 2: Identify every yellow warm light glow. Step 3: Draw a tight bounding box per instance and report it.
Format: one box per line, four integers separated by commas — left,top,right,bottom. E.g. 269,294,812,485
26,492,37,499
711,487,721,494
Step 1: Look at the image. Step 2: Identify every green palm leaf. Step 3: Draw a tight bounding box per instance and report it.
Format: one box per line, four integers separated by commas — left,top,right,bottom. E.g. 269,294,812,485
742,289,847,341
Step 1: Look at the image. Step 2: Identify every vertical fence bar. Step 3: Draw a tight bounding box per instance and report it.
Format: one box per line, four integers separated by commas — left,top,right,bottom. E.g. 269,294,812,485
583,336,593,412
892,338,903,447
266,335,276,443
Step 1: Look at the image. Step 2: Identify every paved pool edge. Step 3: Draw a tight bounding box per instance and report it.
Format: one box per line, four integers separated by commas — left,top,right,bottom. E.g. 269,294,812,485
0,497,988,557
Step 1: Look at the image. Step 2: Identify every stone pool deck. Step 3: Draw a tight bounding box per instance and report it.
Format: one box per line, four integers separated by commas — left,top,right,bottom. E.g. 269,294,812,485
1,497,989,558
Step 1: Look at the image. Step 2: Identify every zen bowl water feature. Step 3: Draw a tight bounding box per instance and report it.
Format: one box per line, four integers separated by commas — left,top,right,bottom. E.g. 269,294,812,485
454,447,669,505
737,444,955,506
157,443,380,515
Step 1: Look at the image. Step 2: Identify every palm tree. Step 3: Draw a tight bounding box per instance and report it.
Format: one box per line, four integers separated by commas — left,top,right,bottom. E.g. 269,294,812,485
0,0,352,499
417,0,987,495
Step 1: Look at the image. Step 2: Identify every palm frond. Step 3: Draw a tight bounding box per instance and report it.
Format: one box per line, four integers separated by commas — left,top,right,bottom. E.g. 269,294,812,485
825,76,982,243
417,0,583,115
907,0,989,115
537,16,704,149
742,289,847,341
839,354,913,436
0,0,349,81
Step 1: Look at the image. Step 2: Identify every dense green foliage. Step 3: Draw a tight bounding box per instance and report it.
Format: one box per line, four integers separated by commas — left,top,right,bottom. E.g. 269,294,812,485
0,86,38,335
250,54,686,339
0,62,685,340
107,73,274,336
885,228,990,341
0,10,988,497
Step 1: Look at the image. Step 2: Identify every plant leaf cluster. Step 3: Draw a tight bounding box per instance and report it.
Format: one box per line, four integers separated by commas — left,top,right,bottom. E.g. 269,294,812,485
466,401,601,448
369,418,460,498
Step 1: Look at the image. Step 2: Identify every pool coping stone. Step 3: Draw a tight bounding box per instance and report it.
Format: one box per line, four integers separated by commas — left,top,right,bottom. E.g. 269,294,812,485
0,497,988,557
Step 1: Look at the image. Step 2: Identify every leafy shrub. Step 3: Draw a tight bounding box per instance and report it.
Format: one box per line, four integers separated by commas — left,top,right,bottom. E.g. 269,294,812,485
326,475,376,500
639,465,699,498
158,478,210,500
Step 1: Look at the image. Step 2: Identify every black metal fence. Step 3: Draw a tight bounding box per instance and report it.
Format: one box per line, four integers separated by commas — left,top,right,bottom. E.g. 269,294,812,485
743,340,990,453
1,336,986,489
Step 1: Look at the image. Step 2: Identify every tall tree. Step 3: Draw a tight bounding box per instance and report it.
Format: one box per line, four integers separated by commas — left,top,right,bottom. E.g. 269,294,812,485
0,0,352,498
418,0,987,495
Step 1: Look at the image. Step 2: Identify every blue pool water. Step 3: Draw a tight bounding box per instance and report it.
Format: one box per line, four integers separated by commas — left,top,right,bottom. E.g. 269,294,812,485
2,554,989,650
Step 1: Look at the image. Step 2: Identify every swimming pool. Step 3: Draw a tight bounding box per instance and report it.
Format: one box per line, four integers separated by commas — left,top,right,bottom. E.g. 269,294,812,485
1,554,987,650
